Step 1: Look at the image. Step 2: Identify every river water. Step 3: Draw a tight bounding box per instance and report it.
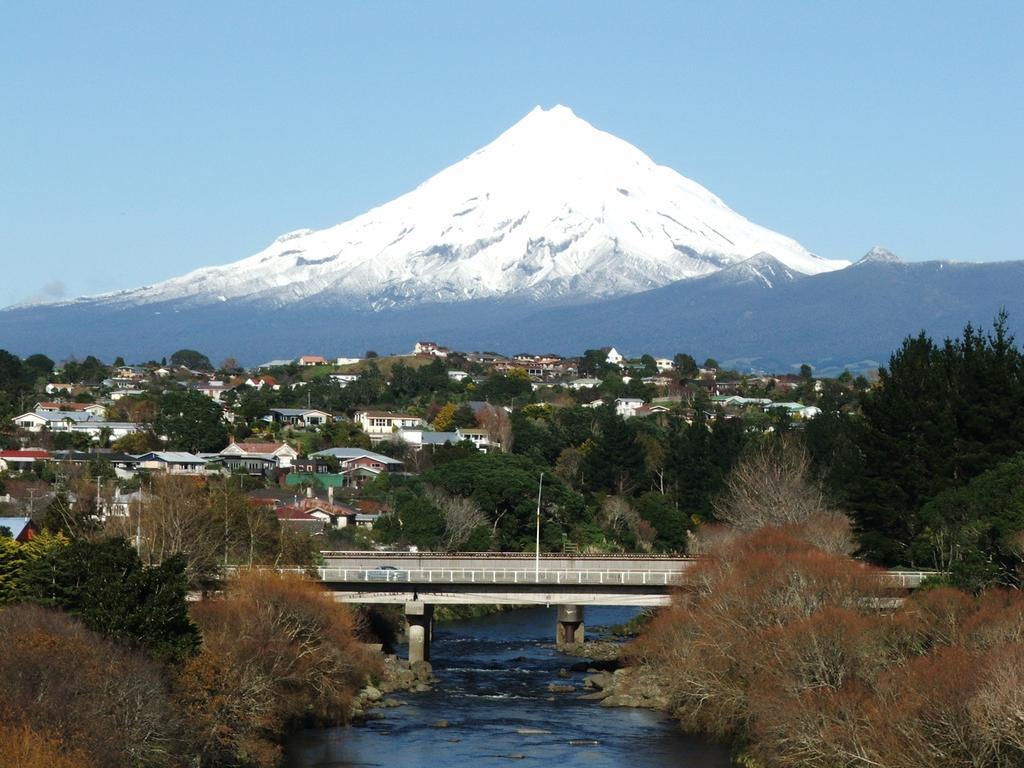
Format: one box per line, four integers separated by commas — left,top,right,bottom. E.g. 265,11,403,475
284,605,731,768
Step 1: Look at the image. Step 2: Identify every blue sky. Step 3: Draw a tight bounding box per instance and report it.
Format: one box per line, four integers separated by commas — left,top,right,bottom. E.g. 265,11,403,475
1,1,1021,308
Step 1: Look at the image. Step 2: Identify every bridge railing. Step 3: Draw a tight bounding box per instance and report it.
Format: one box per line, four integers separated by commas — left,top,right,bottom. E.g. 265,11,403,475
313,567,685,587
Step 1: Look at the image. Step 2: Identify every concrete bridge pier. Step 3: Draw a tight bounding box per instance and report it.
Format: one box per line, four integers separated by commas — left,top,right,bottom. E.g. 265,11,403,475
405,601,433,663
556,604,585,647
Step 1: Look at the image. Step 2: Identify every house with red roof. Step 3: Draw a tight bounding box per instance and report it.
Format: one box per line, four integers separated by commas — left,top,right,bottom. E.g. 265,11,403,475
0,450,50,473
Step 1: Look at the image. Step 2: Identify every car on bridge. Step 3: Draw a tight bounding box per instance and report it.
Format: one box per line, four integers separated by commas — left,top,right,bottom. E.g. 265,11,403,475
365,565,408,582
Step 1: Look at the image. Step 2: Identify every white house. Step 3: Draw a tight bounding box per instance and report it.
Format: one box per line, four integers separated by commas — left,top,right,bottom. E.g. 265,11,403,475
655,358,675,373
329,373,360,387
13,410,89,431
194,381,232,401
764,402,822,420
568,377,602,390
335,357,361,366
615,397,645,419
395,429,461,450
355,411,426,440
456,427,498,453
447,371,470,382
605,347,624,366
219,440,299,469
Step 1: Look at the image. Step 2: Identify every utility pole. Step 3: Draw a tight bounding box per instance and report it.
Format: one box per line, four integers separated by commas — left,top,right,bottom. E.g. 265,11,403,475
534,472,544,582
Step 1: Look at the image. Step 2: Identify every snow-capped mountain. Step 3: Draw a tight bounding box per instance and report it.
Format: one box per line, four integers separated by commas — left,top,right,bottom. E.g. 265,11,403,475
64,105,847,311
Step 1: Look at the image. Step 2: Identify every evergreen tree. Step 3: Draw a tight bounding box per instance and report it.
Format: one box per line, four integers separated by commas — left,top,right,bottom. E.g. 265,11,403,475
847,314,1024,565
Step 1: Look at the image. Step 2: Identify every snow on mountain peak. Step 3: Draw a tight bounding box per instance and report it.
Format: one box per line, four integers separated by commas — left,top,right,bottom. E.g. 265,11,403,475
856,246,901,265
84,106,850,310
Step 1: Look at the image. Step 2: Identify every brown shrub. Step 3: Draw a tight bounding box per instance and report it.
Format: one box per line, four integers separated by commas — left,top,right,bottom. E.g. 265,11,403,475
866,646,986,768
0,723,95,768
177,570,378,768
0,604,182,768
896,586,980,650
626,527,883,738
968,642,1024,760
962,589,1024,650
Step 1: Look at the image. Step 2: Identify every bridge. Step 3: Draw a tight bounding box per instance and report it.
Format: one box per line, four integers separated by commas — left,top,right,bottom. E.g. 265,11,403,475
307,552,937,663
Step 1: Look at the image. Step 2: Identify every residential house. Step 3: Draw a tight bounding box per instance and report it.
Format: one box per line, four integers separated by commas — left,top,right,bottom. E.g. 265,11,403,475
50,450,140,479
134,452,210,474
291,456,333,474
632,404,672,421
274,506,326,535
194,380,232,401
11,410,142,441
354,411,426,441
243,375,280,390
115,365,148,380
109,389,146,401
329,373,360,387
0,450,50,473
335,357,361,366
310,447,405,473
298,355,328,367
264,408,333,428
455,427,498,453
655,358,675,373
764,402,822,420
219,440,299,469
35,401,107,418
396,429,461,450
603,347,624,366
568,377,602,390
447,370,470,382
615,397,645,419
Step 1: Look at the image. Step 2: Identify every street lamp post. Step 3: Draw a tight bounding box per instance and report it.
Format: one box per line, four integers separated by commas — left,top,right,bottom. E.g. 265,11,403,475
534,472,544,581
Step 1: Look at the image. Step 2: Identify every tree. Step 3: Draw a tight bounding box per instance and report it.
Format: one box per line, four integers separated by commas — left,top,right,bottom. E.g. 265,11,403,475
180,571,375,766
155,390,229,452
799,363,814,380
583,408,644,495
424,453,587,551
913,452,1024,590
18,537,199,661
635,491,688,551
846,315,1024,565
673,353,698,377
433,402,457,431
578,348,616,378
451,402,478,429
425,487,489,551
169,348,212,370
711,437,853,555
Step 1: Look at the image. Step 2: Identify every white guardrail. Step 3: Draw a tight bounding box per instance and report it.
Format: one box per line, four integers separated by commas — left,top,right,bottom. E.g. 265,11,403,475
254,566,940,590
316,568,682,587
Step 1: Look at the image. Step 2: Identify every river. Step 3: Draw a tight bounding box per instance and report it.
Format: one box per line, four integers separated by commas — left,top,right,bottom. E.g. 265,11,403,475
284,606,731,768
